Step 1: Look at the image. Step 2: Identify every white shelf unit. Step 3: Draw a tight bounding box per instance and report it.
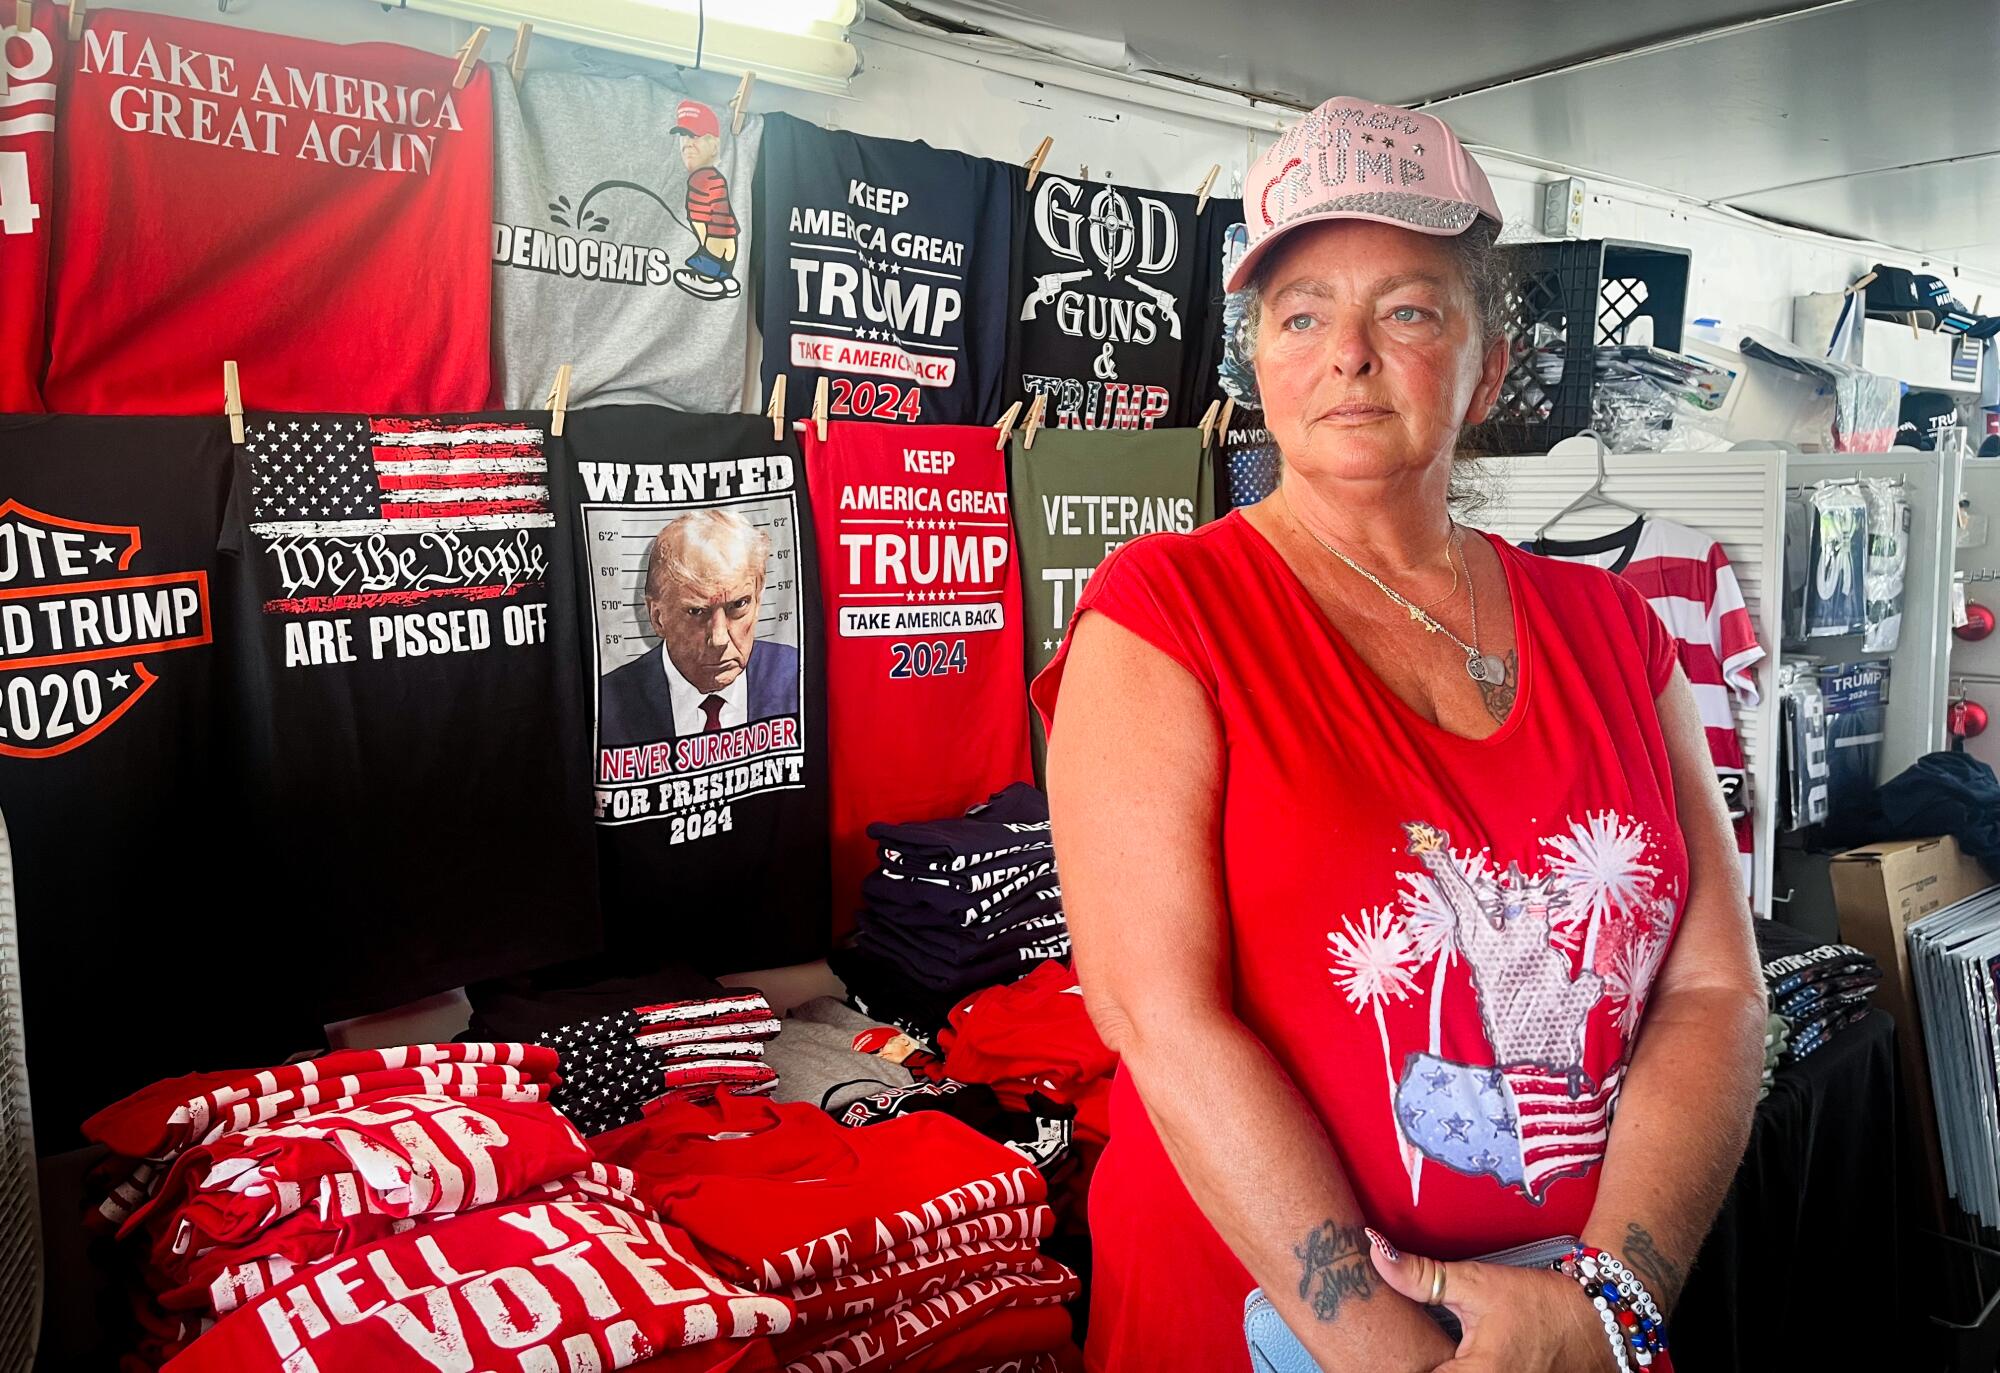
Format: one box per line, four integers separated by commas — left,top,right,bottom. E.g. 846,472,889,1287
1793,294,1985,395
1463,448,1787,915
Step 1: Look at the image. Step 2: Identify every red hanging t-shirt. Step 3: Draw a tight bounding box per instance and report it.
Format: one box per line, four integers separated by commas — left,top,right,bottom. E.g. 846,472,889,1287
0,8,60,411
803,422,1033,928
1032,513,1689,1372
45,9,491,413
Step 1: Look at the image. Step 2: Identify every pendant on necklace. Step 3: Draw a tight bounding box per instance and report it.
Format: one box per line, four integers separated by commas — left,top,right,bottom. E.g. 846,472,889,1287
1466,653,1506,684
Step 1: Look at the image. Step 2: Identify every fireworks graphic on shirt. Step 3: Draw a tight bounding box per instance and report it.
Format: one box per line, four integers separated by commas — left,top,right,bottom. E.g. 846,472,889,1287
1324,816,1678,1204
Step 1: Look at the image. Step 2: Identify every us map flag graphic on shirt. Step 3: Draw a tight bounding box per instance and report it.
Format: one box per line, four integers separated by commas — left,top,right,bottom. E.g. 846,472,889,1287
1329,817,1679,1205
0,9,59,412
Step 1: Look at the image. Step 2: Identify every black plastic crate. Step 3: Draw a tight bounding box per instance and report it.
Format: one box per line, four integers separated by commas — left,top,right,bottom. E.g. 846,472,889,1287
1469,238,1693,455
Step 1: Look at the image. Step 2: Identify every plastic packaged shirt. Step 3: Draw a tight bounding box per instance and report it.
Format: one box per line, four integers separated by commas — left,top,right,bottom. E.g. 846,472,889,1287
1860,477,1910,652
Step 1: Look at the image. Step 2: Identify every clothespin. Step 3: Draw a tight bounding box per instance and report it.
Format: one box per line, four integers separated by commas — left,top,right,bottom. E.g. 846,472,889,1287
730,71,755,135
1911,315,1923,340
65,0,82,41
812,376,830,442
452,25,489,90
993,400,1023,450
1195,164,1221,215
222,361,245,445
546,363,572,437
13,2,31,36
1218,396,1236,444
508,23,532,85
1023,136,1052,191
1843,271,1878,296
1197,399,1221,449
765,375,788,443
1021,392,1047,450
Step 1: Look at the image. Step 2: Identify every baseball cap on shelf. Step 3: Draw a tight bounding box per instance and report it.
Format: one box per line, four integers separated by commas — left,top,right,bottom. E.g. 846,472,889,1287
672,99,720,139
1226,95,1503,294
1896,390,1961,451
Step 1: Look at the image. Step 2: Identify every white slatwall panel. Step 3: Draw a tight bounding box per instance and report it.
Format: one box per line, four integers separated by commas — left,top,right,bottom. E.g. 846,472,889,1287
0,812,37,1373
1461,449,1787,915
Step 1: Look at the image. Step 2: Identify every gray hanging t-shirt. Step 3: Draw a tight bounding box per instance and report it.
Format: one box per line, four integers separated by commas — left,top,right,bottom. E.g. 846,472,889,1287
491,72,760,411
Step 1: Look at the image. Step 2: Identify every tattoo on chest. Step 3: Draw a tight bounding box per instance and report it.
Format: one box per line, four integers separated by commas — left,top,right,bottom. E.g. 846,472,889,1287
1477,649,1518,725
1621,1222,1684,1307
1293,1221,1376,1322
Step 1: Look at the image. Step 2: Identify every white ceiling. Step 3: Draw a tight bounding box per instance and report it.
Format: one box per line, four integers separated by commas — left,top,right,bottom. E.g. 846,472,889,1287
896,0,2000,272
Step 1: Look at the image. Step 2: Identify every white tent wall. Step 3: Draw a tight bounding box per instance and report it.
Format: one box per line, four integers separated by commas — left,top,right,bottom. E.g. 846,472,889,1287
92,0,2000,344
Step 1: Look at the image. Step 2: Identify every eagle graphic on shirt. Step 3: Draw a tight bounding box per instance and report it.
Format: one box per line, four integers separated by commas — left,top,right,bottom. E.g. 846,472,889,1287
1327,817,1678,1204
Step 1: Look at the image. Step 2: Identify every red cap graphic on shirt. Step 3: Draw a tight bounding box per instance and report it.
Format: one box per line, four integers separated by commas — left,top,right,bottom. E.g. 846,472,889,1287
674,100,721,139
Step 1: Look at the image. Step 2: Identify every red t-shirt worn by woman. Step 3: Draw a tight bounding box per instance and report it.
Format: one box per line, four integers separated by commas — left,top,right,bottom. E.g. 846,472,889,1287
1032,511,1689,1372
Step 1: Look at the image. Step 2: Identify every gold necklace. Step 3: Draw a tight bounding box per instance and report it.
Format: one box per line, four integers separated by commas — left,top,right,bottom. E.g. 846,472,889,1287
1283,492,1507,685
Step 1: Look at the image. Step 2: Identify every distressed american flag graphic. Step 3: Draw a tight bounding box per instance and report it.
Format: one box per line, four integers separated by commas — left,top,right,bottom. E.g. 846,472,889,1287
246,417,552,536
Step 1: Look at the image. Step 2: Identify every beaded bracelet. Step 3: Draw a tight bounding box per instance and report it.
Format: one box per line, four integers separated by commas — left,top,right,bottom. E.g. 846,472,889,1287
1551,1243,1667,1371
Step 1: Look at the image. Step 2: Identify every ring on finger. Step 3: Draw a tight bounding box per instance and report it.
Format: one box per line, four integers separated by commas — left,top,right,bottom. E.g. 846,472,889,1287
1427,1264,1446,1306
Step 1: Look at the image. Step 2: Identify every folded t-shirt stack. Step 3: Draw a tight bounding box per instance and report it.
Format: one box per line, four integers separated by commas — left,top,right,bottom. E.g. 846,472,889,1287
77,1044,580,1367
1754,919,1884,1066
597,1091,1084,1373
831,785,1070,1036
544,992,783,1136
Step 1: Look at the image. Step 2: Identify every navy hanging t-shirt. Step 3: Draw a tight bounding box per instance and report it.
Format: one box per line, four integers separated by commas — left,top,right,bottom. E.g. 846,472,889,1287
222,412,600,1020
550,406,831,972
0,418,318,1148
1009,173,1216,431
756,113,1012,427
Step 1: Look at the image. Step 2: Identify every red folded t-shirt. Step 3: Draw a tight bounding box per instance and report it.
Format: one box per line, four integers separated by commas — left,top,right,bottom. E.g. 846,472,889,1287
595,1093,1049,1290
131,1093,590,1260
46,9,492,413
85,1043,559,1159
160,1201,792,1372
940,964,1114,1103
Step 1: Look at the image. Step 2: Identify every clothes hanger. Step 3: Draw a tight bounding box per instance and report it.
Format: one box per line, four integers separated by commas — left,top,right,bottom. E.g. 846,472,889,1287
1534,430,1646,540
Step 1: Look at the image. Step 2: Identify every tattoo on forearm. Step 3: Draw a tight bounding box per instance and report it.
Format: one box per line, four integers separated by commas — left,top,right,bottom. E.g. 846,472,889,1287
1621,1222,1684,1306
1478,650,1518,725
1293,1221,1377,1322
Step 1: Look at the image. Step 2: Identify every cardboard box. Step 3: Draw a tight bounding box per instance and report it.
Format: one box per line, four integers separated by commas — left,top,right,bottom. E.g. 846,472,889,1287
1832,835,1999,1223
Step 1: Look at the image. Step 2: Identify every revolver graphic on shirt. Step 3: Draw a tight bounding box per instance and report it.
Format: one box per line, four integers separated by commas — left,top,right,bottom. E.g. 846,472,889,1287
1019,269,1093,322
1127,278,1183,340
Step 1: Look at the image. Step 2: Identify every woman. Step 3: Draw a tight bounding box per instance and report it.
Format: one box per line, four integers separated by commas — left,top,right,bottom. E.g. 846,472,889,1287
1033,96,1764,1372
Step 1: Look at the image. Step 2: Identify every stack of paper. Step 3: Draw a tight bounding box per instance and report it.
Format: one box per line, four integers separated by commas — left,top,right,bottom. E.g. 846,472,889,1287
1910,888,2000,1227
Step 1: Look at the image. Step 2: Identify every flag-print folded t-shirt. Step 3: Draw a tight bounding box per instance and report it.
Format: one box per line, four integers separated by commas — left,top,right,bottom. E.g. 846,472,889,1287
222,413,598,1019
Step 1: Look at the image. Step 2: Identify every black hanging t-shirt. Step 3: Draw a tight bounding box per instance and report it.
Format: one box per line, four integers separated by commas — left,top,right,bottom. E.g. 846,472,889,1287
550,406,830,972
1010,173,1219,431
0,418,318,1148
222,412,600,1020
756,113,1012,427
